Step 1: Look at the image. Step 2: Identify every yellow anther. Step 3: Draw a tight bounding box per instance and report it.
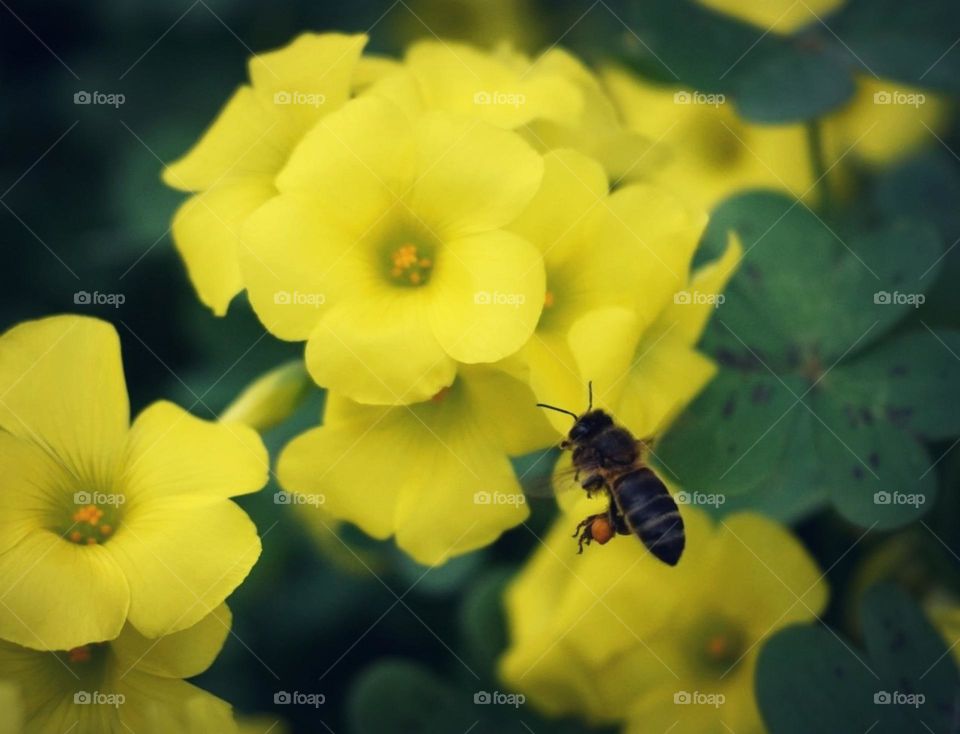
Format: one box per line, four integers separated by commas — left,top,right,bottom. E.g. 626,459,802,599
388,243,433,286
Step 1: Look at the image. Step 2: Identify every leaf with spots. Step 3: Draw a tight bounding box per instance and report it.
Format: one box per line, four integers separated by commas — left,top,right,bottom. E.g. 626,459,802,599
757,584,960,734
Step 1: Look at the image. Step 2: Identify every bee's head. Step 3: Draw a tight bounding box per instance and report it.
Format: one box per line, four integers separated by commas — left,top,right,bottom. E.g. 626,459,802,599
568,410,613,443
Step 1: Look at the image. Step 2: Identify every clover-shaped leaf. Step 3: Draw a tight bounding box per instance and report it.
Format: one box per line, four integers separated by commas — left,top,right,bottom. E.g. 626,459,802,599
655,191,958,528
757,583,960,733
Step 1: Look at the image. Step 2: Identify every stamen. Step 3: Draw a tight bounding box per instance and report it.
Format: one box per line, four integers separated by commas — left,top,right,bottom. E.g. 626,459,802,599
544,290,555,308
64,503,117,545
388,243,433,286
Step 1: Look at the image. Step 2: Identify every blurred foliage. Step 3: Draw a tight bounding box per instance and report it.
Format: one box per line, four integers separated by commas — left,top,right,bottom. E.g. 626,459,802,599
2,0,960,732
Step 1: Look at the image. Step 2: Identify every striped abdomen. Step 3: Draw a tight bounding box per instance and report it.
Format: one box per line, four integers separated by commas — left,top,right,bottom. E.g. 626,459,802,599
612,468,685,565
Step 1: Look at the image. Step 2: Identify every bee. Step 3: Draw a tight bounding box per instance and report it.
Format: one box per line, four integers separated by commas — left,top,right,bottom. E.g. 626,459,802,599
537,383,685,566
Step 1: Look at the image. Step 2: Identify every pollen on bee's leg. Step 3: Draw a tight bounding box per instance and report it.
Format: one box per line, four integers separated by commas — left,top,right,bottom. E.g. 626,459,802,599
589,516,614,545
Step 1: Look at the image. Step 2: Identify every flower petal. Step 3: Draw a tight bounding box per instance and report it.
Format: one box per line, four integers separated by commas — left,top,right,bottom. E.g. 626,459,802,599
509,148,608,263
122,401,268,504
0,315,128,488
410,114,544,238
170,180,275,316
107,498,260,638
113,605,231,679
428,230,545,363
240,193,360,341
276,95,416,237
306,291,457,405
0,532,129,650
163,87,289,192
247,32,367,130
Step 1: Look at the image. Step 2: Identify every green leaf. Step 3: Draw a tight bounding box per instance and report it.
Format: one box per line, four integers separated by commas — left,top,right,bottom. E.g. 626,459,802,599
660,192,948,527
347,660,471,734
459,568,512,680
732,48,855,123
757,584,960,734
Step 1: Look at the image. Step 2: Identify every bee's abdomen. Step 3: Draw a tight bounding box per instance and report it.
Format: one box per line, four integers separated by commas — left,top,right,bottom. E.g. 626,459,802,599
613,468,685,566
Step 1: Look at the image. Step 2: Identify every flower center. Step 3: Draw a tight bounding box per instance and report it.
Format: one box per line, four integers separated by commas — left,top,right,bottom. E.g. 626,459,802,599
63,501,120,545
691,616,747,672
388,242,434,287
54,642,110,686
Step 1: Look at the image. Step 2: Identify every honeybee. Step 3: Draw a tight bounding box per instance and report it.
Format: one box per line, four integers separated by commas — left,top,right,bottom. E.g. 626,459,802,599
537,383,685,566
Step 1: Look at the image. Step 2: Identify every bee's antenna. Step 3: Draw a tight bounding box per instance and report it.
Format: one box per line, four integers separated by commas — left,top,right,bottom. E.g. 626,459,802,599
535,403,579,422
587,381,593,412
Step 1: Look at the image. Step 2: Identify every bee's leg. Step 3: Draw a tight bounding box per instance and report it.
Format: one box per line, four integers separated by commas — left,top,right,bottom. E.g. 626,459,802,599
582,473,604,496
571,516,591,538
573,514,603,553
609,503,631,535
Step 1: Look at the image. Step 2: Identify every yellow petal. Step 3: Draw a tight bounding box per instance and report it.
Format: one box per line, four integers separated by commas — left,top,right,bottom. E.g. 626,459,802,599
240,193,359,341
163,86,289,192
305,291,457,405
352,53,403,93
170,180,275,316
509,148,608,262
404,41,582,129
107,498,260,638
616,336,718,440
247,32,367,133
113,605,232,679
275,95,416,237
0,531,129,650
653,232,742,345
694,0,846,34
0,315,128,489
567,307,644,413
122,401,268,503
220,361,312,432
0,681,22,734
410,113,544,239
117,676,237,734
428,230,545,363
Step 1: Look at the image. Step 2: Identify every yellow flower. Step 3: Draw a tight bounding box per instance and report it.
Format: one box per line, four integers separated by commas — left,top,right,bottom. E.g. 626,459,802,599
241,95,546,405
278,366,555,565
220,360,312,433
504,148,708,433
693,0,846,34
500,508,828,733
0,681,22,734
0,606,237,734
823,76,951,167
0,315,267,650
603,66,813,211
163,32,368,315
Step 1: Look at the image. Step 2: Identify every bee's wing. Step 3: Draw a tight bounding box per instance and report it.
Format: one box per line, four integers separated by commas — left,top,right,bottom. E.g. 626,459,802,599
517,450,586,508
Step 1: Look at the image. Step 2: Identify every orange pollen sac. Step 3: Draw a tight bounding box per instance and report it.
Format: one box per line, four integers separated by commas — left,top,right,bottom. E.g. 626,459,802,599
389,243,433,286
67,646,92,664
590,516,615,544
66,504,115,545
543,290,555,308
